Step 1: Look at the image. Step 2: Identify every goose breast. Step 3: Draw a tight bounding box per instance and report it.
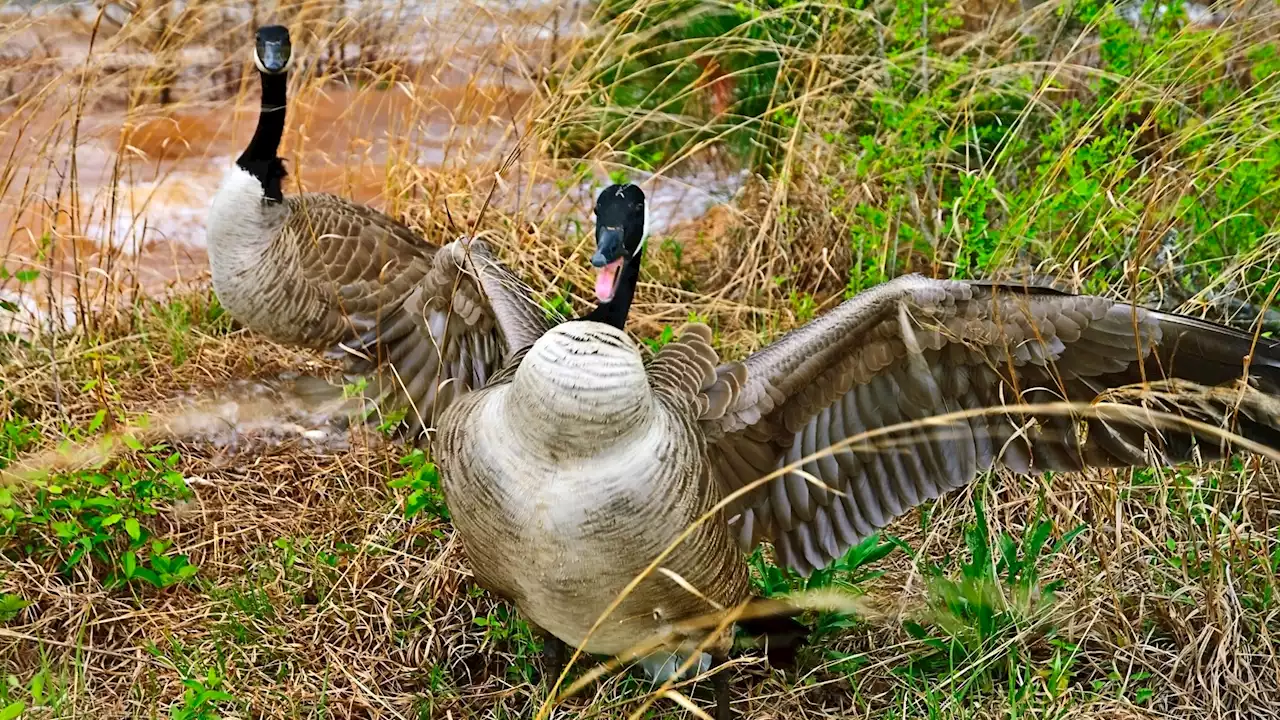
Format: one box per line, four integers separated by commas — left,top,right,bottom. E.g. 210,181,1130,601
438,385,749,656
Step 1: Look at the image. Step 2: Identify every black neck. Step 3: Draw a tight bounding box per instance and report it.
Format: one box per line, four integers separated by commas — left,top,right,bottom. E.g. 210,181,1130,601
235,70,288,202
582,250,642,330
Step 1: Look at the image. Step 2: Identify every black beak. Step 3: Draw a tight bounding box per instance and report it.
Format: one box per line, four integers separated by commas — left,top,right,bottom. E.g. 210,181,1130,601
260,41,289,73
592,226,624,268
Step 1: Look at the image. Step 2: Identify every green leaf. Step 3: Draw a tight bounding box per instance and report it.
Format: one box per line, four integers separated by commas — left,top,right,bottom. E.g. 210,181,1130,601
0,701,26,720
125,517,141,541
132,567,161,587
397,448,425,466
88,409,107,433
404,490,427,519
123,550,137,579
122,434,144,451
1052,523,1088,553
101,513,123,527
151,553,172,574
998,534,1018,577
64,544,88,569
419,463,440,485
902,620,929,640
52,521,79,540
0,593,30,622
1025,519,1053,560
30,670,44,705
14,269,39,284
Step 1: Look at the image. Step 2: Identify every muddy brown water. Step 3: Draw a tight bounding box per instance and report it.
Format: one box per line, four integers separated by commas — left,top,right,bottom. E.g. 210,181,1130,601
0,1,745,338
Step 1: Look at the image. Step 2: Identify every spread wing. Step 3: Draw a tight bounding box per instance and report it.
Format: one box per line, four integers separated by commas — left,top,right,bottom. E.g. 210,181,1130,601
278,194,550,439
646,324,746,422
285,193,435,346
339,236,553,440
696,274,1280,575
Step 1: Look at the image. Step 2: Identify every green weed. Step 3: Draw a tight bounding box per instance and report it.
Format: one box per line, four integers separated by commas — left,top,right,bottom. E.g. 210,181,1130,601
169,669,239,720
388,449,449,522
539,291,575,323
0,593,28,622
0,436,198,589
473,605,543,684
0,418,38,465
902,494,1086,685
641,325,676,353
749,533,899,664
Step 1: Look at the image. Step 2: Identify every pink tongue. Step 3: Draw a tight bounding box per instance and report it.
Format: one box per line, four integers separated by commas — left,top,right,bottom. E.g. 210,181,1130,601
595,259,622,301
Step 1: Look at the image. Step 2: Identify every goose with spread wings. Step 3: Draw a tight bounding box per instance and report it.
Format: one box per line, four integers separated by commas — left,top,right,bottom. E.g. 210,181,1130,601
436,211,1280,718
206,24,561,435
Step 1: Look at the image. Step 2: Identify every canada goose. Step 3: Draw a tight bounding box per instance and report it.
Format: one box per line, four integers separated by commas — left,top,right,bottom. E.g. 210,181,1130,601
205,25,547,435
436,212,1280,717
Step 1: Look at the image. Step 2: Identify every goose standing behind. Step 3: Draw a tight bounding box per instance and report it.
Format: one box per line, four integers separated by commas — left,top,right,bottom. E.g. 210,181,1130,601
437,203,1280,718
205,25,547,435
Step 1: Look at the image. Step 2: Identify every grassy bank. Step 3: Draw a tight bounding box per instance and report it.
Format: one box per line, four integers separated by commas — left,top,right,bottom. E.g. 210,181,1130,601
2,0,1280,718
4,293,1277,718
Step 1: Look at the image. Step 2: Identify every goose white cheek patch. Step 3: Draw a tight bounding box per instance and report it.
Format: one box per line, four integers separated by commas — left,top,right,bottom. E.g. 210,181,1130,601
595,258,623,301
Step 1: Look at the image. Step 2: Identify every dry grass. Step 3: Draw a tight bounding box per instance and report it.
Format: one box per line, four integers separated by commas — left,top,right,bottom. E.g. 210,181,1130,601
3,0,1280,718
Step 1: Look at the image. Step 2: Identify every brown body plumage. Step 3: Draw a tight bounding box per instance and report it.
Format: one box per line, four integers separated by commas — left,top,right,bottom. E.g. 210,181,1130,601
206,24,548,436
207,170,547,436
210,189,433,348
436,272,1280,685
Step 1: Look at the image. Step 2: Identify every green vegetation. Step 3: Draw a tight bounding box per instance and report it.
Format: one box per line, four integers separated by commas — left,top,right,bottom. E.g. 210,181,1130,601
388,448,450,522
1,0,1279,718
901,495,1085,684
2,405,194,581
1,442,198,589
168,671,240,720
560,0,1280,308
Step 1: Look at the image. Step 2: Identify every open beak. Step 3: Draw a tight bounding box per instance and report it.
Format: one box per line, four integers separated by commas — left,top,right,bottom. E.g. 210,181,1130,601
592,226,625,302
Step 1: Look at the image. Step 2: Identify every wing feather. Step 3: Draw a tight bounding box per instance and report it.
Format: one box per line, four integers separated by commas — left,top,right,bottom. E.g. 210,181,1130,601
704,274,1280,574
349,237,552,440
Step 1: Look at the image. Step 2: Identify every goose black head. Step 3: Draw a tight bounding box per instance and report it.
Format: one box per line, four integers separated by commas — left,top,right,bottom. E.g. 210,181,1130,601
591,183,647,303
253,25,293,75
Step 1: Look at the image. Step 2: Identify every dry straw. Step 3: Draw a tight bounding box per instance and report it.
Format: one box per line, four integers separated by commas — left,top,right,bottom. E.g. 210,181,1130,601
3,0,1280,718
